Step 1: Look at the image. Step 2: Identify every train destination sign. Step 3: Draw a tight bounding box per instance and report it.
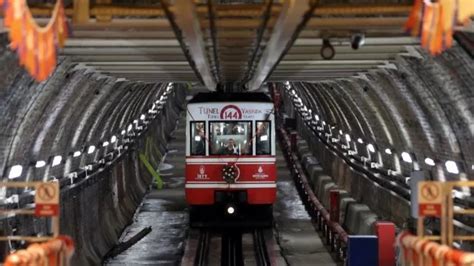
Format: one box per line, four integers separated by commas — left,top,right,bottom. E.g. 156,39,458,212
418,181,443,217
191,103,273,120
35,182,60,217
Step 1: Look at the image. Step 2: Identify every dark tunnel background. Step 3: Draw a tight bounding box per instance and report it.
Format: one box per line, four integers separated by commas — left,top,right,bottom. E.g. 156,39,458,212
0,28,473,263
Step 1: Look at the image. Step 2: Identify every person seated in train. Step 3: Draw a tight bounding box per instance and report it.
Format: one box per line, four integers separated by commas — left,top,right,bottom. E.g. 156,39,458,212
219,138,238,155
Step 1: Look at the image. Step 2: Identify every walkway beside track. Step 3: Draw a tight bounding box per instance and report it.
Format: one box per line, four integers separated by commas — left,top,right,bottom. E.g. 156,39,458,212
106,114,189,265
273,142,339,265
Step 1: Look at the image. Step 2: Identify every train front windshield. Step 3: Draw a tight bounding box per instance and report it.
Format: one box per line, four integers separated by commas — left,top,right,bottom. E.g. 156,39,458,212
209,121,252,155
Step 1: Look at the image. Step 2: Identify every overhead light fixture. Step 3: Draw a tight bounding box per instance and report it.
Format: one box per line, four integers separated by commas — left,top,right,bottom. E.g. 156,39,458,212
345,134,351,142
8,165,23,179
320,39,335,60
52,156,62,167
401,152,412,163
367,144,375,153
35,161,46,168
351,33,365,50
424,158,435,166
445,160,459,174
87,146,96,154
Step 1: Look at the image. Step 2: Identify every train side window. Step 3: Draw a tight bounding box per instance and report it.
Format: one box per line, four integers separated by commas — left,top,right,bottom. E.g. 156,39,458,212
256,121,271,155
191,122,206,156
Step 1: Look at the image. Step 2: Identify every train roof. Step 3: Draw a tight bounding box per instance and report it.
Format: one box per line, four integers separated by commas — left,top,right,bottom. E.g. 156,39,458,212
188,92,273,103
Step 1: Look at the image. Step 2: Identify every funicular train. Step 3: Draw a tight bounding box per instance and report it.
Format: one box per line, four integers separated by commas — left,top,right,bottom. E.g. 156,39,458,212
185,92,276,227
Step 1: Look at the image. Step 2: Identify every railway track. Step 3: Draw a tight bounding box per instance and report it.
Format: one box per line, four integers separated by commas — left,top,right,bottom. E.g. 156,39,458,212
188,229,272,266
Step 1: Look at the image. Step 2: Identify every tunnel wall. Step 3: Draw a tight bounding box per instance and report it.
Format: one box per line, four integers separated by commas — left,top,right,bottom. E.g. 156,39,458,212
279,46,474,231
0,36,187,264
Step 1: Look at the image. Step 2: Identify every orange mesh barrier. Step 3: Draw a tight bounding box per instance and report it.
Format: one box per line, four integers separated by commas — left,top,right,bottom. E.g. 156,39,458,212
397,232,474,266
4,236,74,266
0,0,69,82
406,0,474,55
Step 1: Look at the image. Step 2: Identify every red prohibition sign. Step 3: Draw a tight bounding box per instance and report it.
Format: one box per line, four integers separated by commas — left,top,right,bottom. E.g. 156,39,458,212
421,183,440,201
37,183,57,201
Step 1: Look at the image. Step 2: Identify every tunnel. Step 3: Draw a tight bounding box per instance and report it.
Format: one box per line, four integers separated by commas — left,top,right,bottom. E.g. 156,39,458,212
0,0,473,265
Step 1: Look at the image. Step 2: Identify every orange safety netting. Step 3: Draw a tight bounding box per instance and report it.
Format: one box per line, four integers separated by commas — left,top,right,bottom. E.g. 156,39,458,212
397,232,474,266
4,236,74,266
405,0,474,55
0,0,69,82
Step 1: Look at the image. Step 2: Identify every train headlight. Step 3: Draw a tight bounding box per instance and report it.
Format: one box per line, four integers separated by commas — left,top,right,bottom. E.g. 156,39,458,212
222,165,237,184
227,206,235,215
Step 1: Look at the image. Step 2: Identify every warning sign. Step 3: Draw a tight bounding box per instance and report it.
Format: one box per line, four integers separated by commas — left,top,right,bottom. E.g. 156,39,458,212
418,181,443,217
35,182,59,217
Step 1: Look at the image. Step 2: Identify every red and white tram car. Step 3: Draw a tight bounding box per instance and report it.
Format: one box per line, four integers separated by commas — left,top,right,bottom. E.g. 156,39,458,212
185,92,276,227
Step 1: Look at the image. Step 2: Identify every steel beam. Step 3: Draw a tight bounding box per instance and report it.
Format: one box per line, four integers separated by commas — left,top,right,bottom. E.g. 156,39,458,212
247,0,317,91
164,0,217,90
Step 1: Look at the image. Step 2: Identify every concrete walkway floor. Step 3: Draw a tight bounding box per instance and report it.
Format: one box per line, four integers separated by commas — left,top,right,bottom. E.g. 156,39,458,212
273,143,339,266
105,116,189,265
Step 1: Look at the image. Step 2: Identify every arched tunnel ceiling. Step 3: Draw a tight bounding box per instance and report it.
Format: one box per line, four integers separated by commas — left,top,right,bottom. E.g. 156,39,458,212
0,0,429,88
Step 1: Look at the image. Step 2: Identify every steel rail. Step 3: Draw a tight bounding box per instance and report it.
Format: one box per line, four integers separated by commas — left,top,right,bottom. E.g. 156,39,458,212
194,230,210,266
221,232,243,266
253,229,271,266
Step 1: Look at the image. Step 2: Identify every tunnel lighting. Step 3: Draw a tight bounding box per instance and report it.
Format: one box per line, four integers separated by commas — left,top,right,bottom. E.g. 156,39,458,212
87,146,96,154
291,89,296,95
445,160,459,174
121,130,126,135
133,119,138,124
127,124,133,132
260,135,268,141
320,39,335,60
140,114,146,120
357,138,363,144
401,152,412,163
52,156,62,167
345,134,351,142
367,144,375,153
351,33,365,50
424,158,435,166
285,81,290,86
102,141,109,147
111,136,117,143
73,151,82,157
35,161,46,168
314,115,320,121
322,121,326,126
339,130,343,135
385,148,392,155
331,126,336,130
8,165,23,179
227,206,235,215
